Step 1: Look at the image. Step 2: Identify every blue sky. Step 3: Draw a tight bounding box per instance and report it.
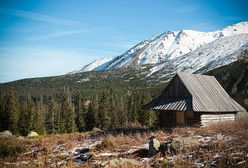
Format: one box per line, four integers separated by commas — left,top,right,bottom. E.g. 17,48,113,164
0,0,247,83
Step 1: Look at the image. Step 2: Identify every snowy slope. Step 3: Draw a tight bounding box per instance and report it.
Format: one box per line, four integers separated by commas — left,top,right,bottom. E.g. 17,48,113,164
71,22,248,73
147,34,248,78
70,57,113,74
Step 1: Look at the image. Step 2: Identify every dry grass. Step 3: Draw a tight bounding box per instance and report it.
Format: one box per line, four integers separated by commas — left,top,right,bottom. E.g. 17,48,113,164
1,117,248,167
96,132,150,152
170,117,248,167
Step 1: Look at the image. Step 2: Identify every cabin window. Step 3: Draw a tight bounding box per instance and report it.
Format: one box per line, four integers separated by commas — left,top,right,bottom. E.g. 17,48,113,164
186,111,193,117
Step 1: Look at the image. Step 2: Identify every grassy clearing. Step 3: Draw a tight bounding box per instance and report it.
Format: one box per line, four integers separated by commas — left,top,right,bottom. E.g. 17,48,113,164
0,117,248,167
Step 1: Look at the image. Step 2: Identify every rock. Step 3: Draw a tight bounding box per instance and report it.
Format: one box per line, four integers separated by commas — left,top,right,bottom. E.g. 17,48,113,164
27,131,39,137
91,127,105,135
159,140,176,156
101,158,140,167
171,136,199,151
216,133,224,141
148,138,160,157
132,148,149,158
75,152,93,163
0,130,12,137
78,148,90,154
92,127,103,132
18,136,25,140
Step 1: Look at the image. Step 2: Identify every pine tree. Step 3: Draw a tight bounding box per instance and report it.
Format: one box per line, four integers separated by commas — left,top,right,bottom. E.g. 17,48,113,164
24,95,35,134
98,92,110,130
4,92,19,134
92,96,99,127
109,89,118,128
61,88,75,133
85,99,95,131
76,95,86,132
127,95,132,122
18,100,30,135
33,97,46,134
118,96,128,128
130,94,139,124
0,94,6,131
54,100,62,134
45,97,56,134
138,93,157,126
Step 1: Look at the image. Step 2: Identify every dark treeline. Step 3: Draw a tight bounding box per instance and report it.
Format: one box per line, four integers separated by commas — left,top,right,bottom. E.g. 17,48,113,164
0,88,161,135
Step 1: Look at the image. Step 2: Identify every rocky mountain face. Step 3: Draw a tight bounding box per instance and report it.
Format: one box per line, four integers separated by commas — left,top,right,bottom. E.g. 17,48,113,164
206,50,248,109
71,22,248,74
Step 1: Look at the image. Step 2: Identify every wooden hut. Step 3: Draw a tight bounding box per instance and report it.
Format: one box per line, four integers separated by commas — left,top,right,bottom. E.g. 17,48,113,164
144,72,246,127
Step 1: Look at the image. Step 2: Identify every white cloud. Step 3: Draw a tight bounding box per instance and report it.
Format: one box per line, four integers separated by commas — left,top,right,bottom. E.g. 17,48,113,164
26,29,90,41
0,7,83,25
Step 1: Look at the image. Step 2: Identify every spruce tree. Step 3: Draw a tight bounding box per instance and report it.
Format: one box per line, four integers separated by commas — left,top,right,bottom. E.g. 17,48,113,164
0,94,7,131
109,89,118,128
33,97,46,134
138,93,157,126
24,95,35,134
61,88,75,133
98,92,110,130
85,99,95,131
45,97,56,134
4,92,19,134
54,100,62,134
131,94,138,124
118,96,128,128
76,95,86,132
18,100,30,135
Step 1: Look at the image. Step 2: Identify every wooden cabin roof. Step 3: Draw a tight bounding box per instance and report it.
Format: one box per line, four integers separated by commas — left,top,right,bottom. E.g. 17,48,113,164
145,72,246,112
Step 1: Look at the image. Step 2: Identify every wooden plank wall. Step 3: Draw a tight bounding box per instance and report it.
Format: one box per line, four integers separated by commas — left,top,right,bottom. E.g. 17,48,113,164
159,111,175,127
185,112,201,126
162,76,191,98
201,114,236,127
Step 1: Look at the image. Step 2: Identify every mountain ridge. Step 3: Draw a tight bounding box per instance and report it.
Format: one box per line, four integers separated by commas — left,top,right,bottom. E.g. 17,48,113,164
71,22,248,73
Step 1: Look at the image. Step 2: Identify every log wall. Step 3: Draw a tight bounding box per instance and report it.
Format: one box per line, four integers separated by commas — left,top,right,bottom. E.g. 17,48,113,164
200,113,236,127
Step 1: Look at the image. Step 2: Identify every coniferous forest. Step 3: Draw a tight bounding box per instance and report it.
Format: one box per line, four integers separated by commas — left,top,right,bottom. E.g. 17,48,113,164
0,87,161,135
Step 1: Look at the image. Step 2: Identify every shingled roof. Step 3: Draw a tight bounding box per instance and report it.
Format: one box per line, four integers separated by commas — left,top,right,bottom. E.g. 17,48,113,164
145,72,246,112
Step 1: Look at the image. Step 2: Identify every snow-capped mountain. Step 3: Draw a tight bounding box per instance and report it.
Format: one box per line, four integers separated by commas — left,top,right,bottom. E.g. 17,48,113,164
147,34,248,78
69,57,113,74
71,22,248,73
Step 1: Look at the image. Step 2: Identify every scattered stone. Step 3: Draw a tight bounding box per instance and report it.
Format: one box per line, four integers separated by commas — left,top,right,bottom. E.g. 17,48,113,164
53,144,66,154
237,160,246,165
18,136,24,140
97,152,119,157
216,133,224,141
159,139,176,156
101,158,140,167
194,158,205,168
132,148,149,158
75,152,93,164
76,148,90,154
57,160,67,166
92,127,104,134
171,136,199,151
140,157,150,163
198,136,212,144
0,130,12,137
213,153,220,159
148,136,160,157
27,131,39,137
